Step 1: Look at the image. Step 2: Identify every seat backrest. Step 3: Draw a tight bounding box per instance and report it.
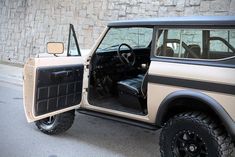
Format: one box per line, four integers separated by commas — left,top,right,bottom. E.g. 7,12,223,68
157,46,174,57
141,71,148,98
185,44,201,58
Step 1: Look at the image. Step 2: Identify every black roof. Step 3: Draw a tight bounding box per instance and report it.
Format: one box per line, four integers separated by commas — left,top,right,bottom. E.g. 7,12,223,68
108,16,235,27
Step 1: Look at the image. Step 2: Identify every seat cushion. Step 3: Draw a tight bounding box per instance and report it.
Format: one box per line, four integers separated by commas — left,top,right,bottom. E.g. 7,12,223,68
117,77,142,96
117,77,143,110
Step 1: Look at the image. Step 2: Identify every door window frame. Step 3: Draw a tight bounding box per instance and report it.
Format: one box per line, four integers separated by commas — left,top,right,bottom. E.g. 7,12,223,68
67,24,81,56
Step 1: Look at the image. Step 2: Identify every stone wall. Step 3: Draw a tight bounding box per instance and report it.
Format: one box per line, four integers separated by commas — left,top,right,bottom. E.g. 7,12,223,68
0,0,234,64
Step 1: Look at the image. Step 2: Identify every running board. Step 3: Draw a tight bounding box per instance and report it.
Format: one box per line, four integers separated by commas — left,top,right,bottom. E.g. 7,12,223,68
77,109,159,130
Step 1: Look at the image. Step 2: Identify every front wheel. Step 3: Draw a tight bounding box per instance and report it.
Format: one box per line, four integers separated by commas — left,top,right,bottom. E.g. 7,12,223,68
35,110,75,135
160,112,234,157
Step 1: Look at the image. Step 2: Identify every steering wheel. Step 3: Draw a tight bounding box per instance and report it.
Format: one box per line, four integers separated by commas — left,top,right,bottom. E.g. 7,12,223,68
117,43,136,66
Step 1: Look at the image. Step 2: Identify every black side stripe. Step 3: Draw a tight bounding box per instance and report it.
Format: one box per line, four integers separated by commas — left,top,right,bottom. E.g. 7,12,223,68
148,75,235,95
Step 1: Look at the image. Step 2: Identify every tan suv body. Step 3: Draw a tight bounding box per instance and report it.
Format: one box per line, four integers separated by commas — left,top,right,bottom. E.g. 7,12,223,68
23,16,235,156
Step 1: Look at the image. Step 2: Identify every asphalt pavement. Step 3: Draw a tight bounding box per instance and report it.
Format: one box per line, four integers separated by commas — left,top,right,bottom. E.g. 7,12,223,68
0,81,161,157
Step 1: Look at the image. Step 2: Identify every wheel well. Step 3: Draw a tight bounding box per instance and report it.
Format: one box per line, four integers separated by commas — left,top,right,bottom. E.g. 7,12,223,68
161,97,224,128
156,90,235,142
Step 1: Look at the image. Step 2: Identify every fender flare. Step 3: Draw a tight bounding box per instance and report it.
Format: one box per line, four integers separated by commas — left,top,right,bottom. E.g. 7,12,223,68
155,90,235,139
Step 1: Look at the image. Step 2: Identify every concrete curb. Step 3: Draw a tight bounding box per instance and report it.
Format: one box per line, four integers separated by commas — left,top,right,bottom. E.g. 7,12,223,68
0,49,91,86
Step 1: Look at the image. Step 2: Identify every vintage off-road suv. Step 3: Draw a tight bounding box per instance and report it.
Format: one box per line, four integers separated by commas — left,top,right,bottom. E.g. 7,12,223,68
23,16,235,156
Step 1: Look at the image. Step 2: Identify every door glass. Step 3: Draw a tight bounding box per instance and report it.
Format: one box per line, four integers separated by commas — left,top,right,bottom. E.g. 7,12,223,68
68,24,81,56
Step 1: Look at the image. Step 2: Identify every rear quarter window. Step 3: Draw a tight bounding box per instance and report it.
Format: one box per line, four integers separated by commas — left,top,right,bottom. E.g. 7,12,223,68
209,30,235,59
155,29,235,60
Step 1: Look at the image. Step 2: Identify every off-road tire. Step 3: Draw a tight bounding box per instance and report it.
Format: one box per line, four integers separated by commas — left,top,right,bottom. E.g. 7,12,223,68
35,110,75,135
160,112,234,157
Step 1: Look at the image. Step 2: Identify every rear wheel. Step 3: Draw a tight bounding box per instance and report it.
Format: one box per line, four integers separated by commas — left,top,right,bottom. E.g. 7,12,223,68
35,110,75,135
160,112,234,157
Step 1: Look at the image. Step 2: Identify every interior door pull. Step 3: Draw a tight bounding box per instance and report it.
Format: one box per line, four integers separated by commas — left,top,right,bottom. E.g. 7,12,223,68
51,70,73,78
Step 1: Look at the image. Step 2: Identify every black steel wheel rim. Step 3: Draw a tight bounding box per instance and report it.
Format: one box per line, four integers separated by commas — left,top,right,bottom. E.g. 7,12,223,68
171,130,208,157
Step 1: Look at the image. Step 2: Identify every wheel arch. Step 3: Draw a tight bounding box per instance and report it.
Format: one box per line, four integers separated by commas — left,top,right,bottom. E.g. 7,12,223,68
155,90,235,140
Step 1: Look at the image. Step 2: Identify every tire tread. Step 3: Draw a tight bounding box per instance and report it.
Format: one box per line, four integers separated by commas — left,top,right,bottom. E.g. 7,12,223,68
35,110,75,135
160,112,234,157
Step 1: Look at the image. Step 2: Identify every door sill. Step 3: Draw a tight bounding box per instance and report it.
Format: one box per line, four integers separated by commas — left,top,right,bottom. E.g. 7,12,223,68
77,109,160,130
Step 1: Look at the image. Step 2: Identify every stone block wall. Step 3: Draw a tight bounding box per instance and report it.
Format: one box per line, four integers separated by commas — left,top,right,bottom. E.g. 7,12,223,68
0,0,234,64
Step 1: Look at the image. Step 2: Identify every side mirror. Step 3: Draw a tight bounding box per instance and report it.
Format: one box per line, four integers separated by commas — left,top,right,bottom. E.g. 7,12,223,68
47,42,64,54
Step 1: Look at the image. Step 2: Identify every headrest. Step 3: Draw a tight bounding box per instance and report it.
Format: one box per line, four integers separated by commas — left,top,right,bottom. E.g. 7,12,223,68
157,45,174,57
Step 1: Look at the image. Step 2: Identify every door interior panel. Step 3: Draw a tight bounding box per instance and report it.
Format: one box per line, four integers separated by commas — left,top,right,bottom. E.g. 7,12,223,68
35,65,84,116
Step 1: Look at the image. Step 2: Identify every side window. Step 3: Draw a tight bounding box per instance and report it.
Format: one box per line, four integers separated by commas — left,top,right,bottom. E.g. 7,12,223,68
67,24,81,56
209,30,235,59
156,29,202,59
156,29,235,60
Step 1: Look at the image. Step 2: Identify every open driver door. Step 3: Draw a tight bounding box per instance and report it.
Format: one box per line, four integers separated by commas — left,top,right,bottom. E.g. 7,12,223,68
23,24,84,122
